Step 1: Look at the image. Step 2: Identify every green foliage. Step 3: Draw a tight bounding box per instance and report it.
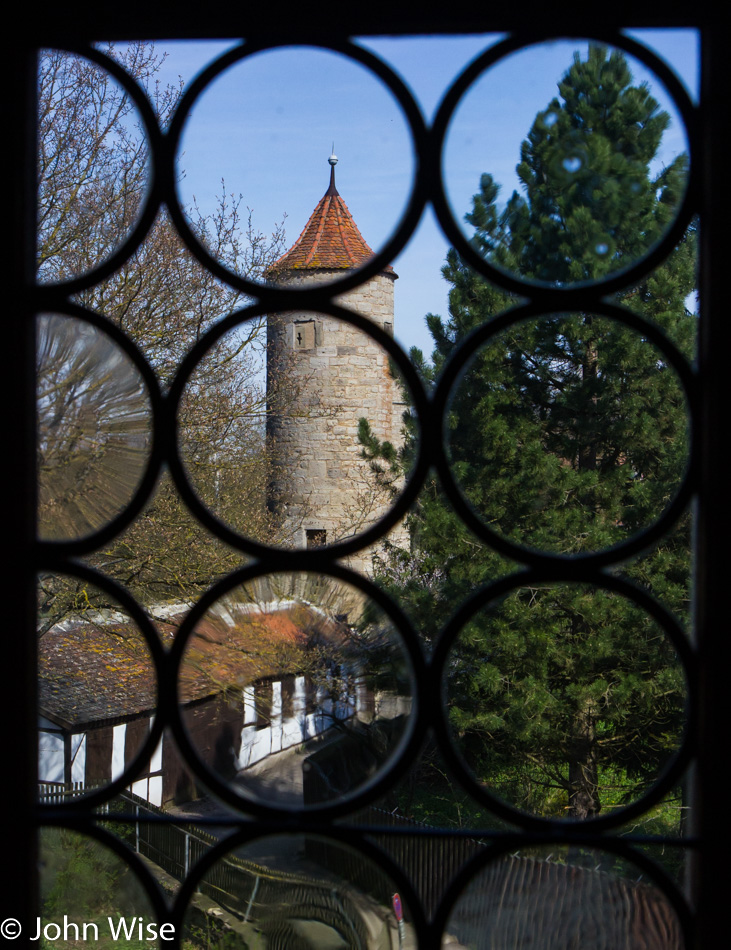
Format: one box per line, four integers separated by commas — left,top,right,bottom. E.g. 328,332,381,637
358,417,400,495
449,585,685,819
468,45,688,286
42,830,123,919
370,45,694,822
183,920,247,950
445,312,690,556
40,828,158,948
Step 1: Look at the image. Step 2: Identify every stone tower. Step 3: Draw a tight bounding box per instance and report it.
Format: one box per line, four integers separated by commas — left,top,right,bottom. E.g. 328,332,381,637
266,155,406,575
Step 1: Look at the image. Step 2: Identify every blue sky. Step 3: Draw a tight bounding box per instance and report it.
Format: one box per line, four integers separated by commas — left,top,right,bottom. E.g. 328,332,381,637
155,31,699,357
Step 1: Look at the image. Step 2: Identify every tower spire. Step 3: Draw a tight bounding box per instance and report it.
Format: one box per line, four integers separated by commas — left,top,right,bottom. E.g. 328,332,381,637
326,147,339,196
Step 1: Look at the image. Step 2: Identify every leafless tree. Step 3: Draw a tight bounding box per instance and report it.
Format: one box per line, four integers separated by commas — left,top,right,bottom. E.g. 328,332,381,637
36,43,287,626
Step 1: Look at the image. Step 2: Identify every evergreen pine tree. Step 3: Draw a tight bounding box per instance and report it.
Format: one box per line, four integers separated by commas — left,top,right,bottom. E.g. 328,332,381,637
371,46,695,821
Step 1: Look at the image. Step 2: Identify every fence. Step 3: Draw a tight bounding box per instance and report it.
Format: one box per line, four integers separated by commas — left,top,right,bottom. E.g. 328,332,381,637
338,806,487,919
38,781,91,804
37,785,681,949
119,791,371,949
37,785,482,927
38,783,373,947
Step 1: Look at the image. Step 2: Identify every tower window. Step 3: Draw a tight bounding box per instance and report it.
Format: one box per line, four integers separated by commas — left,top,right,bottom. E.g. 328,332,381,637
293,320,316,350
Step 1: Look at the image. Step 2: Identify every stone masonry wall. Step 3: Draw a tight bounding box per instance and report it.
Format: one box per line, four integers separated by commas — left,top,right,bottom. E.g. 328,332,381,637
267,269,408,575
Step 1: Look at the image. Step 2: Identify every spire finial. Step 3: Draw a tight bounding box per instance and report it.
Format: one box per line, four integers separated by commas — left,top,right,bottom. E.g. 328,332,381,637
326,146,339,196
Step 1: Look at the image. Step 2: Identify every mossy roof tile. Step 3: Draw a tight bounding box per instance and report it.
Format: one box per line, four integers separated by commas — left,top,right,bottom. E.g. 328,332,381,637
39,605,346,730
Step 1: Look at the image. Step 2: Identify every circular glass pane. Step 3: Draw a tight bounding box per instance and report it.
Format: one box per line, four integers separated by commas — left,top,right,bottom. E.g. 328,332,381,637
443,583,687,821
179,311,415,562
39,828,158,942
444,845,683,948
445,313,690,555
176,46,414,284
37,50,152,283
183,834,413,948
38,574,158,799
179,572,414,808
37,315,152,541
442,41,690,287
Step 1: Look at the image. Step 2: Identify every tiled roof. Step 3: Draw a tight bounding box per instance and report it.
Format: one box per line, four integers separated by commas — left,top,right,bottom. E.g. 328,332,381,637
267,165,390,276
181,606,313,703
39,620,160,729
39,605,346,729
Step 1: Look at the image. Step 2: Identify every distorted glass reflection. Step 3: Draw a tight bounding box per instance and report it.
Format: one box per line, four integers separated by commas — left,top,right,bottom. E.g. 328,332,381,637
180,573,414,808
37,315,151,540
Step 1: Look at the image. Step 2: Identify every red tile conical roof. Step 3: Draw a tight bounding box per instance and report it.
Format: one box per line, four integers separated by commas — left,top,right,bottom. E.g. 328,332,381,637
267,159,390,277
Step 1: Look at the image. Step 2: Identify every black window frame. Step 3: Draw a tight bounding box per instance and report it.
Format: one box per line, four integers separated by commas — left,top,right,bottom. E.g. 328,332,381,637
6,6,730,946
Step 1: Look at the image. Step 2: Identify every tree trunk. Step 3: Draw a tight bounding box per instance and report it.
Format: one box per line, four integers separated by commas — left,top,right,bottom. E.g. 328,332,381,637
568,700,601,820
579,322,599,472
